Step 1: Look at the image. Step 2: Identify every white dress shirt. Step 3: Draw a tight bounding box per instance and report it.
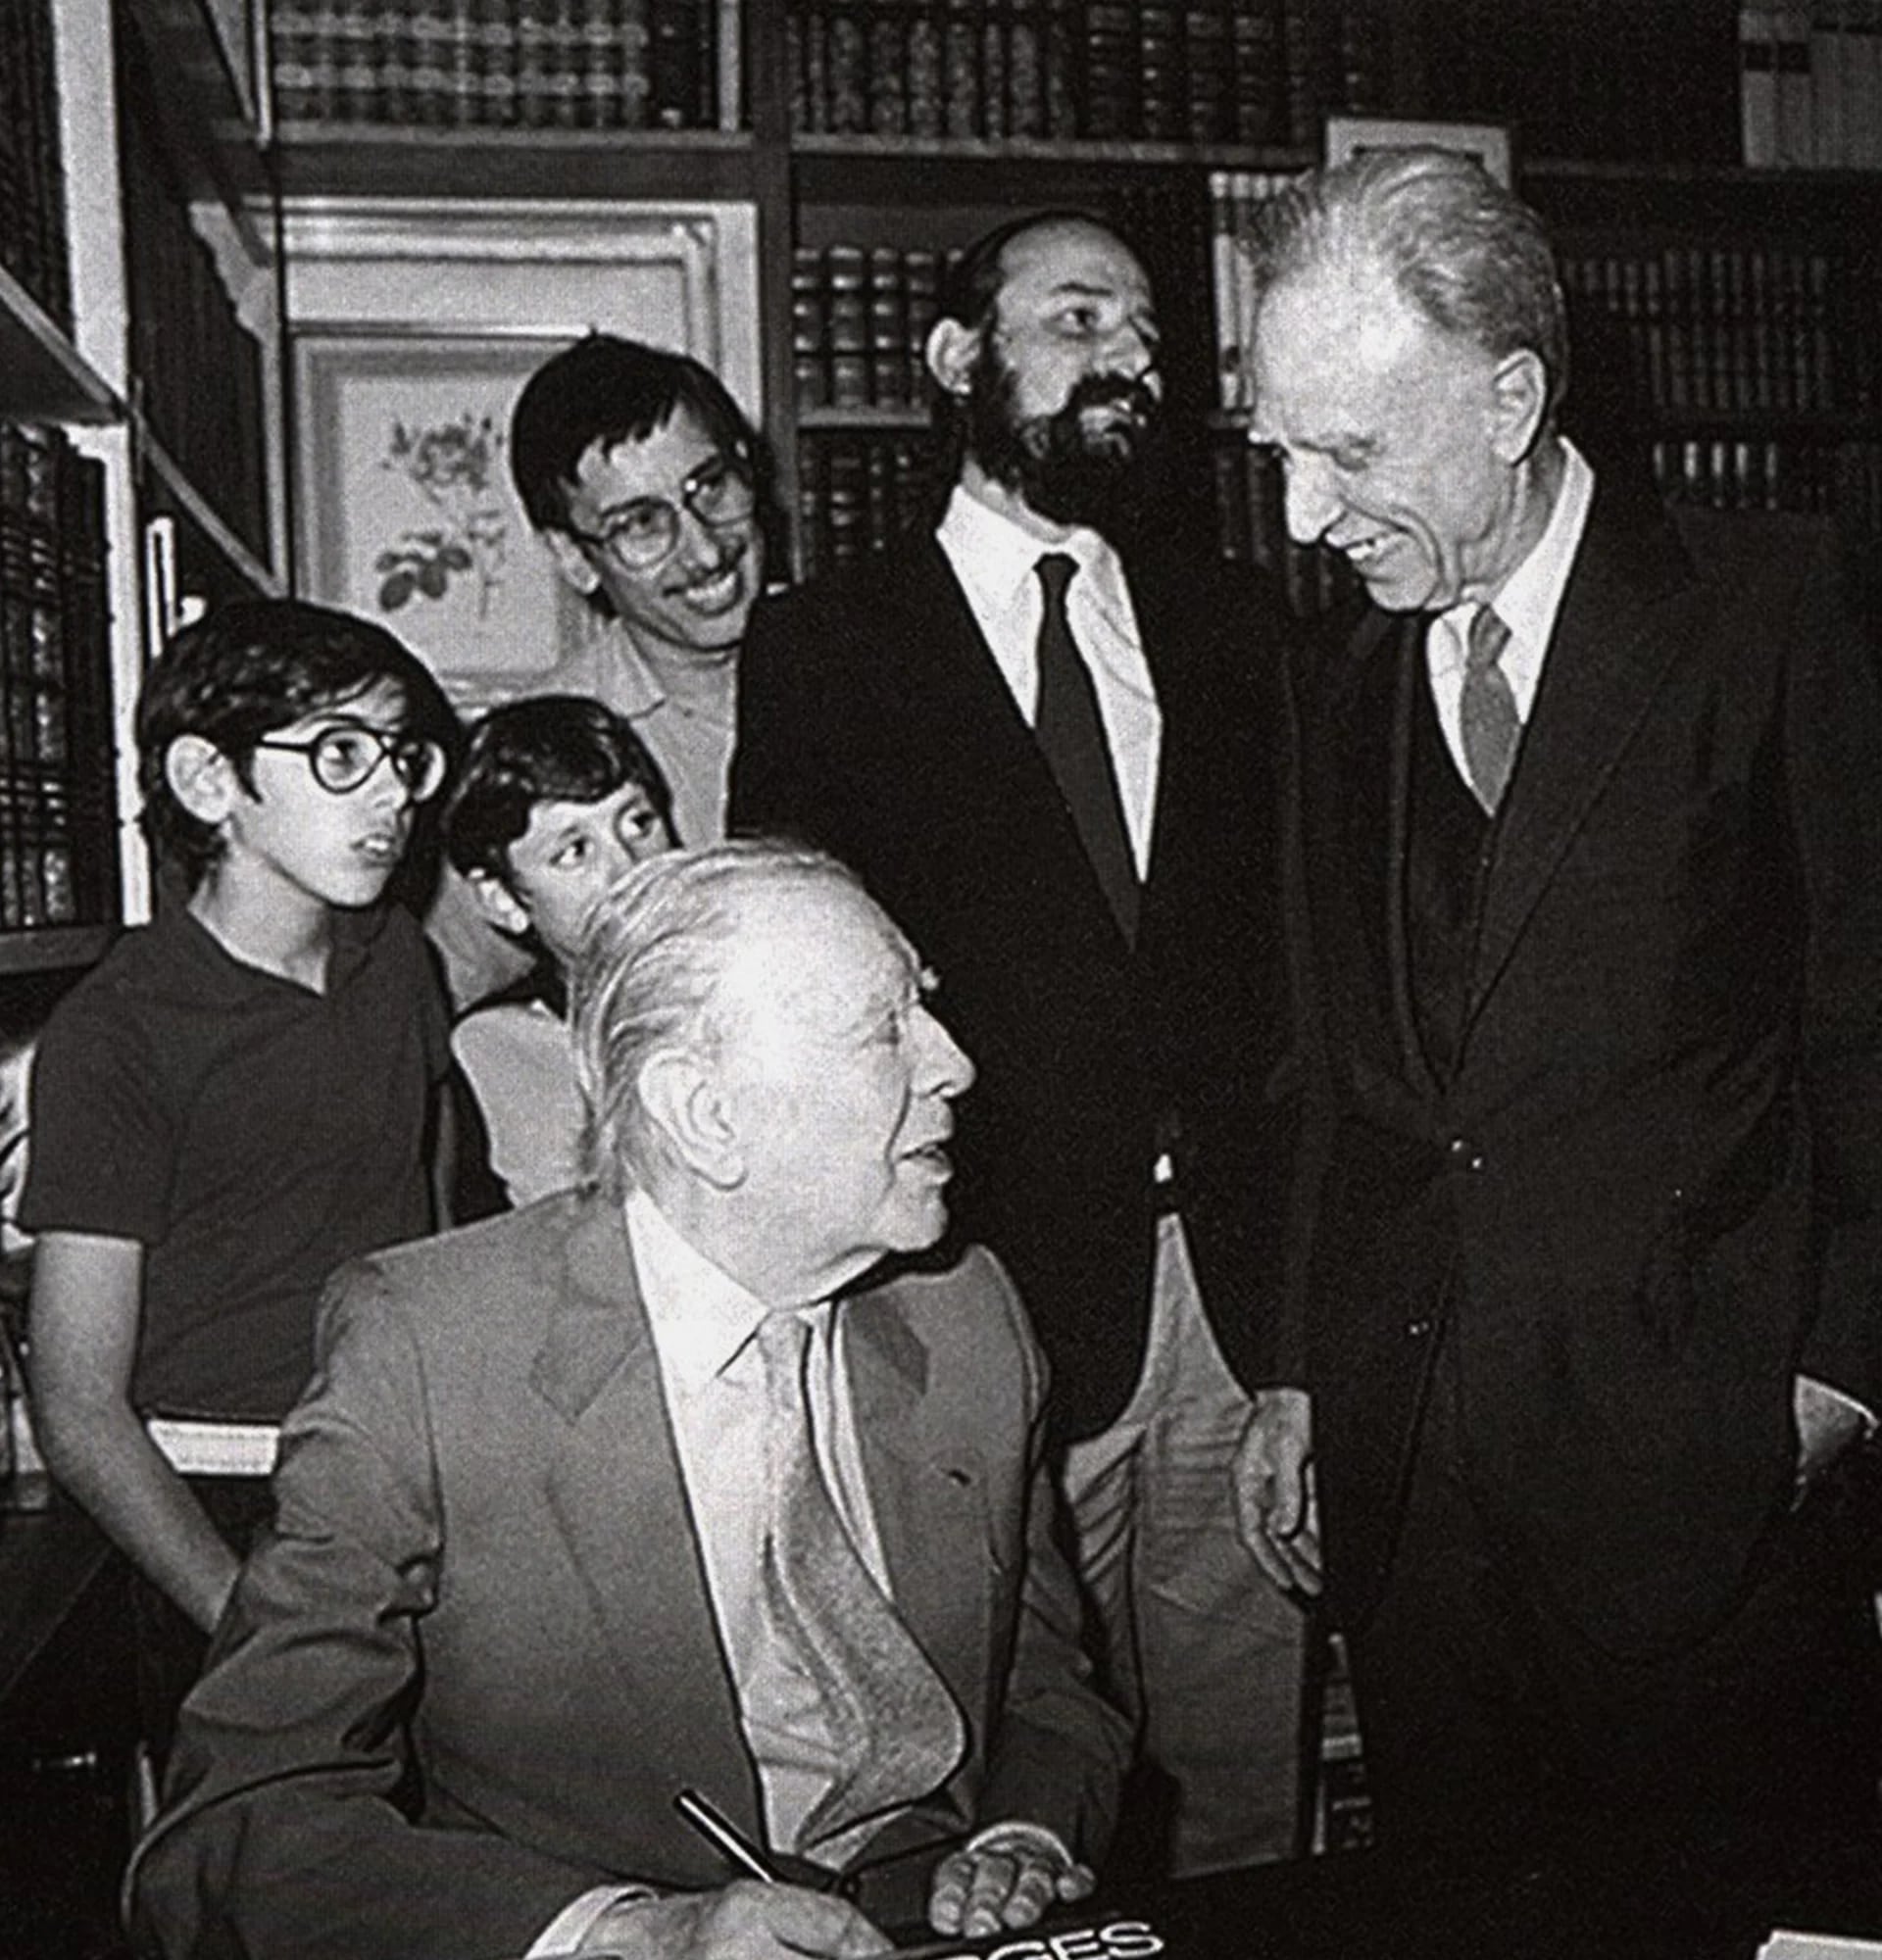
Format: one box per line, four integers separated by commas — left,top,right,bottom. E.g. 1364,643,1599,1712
936,482,1162,876
1423,436,1595,782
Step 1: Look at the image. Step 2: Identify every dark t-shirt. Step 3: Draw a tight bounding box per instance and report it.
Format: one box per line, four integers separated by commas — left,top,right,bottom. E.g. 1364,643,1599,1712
20,898,449,1419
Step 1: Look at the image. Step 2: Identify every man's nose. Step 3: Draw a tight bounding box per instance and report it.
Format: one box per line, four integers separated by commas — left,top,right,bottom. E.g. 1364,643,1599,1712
1099,319,1159,385
1281,453,1339,546
918,1009,976,1098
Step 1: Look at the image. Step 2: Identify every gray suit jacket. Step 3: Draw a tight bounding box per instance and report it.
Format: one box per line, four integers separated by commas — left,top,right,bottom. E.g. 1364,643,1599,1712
128,1194,1126,1960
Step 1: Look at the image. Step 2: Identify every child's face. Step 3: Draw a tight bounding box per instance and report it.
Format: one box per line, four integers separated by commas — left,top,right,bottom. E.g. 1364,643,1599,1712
221,680,428,913
495,779,673,969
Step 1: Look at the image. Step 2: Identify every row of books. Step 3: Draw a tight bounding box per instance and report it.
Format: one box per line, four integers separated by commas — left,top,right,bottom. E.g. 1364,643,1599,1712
269,0,740,130
795,431,942,583
0,0,70,331
0,427,117,936
785,0,1391,145
1739,0,1882,167
118,83,272,567
1206,169,1294,415
1559,244,1852,421
791,244,953,413
1654,434,1882,535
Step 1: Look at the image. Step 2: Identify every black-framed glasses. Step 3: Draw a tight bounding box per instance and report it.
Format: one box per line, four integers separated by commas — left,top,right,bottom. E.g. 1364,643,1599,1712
253,724,448,803
562,452,757,572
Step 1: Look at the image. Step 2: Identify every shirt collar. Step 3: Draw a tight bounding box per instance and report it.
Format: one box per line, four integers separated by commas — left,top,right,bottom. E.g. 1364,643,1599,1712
937,480,1116,610
623,1187,826,1392
1429,438,1594,690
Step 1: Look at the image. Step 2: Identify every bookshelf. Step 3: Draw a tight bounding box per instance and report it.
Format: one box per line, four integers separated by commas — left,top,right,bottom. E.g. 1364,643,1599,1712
6,0,1871,965
0,0,290,968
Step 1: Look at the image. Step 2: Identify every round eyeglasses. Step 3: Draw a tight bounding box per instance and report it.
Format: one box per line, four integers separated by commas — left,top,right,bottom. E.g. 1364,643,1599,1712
562,452,757,573
253,724,449,803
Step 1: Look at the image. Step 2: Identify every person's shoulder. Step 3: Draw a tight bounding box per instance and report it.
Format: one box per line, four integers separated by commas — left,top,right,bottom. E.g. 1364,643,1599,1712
326,1189,595,1338
750,541,947,634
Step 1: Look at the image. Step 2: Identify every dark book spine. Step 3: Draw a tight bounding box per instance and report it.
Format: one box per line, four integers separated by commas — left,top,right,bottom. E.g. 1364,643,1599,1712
824,245,869,409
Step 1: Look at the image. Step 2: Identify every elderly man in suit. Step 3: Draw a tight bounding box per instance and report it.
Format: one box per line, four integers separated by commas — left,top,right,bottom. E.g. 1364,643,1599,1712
733,211,1307,1876
1234,147,1882,1857
128,840,1127,1960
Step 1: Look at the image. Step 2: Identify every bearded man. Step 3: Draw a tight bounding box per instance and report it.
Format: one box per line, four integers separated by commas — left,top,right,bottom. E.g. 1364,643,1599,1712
731,211,1309,1879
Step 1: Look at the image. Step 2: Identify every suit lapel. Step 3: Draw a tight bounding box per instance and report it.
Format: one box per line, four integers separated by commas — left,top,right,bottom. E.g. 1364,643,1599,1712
1321,609,1440,1100
532,1200,761,1841
1467,486,1697,1020
917,539,1136,956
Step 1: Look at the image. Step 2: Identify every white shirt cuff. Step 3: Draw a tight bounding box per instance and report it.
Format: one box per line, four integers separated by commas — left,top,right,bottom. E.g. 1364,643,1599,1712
527,1884,659,1957
1809,1379,1877,1437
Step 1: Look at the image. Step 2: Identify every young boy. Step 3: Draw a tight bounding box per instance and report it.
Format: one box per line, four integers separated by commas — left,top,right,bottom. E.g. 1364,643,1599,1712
18,599,459,1763
442,694,673,1208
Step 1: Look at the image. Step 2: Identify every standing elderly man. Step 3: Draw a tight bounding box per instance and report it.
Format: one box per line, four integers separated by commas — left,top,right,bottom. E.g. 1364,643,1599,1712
129,841,1127,1960
734,210,1306,1879
1235,148,1882,1856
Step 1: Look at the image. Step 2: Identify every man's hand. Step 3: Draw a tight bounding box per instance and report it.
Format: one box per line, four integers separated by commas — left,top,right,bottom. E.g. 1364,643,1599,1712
579,1881,889,1959
926,1831,1095,1938
1793,1374,1869,1504
1232,1388,1321,1597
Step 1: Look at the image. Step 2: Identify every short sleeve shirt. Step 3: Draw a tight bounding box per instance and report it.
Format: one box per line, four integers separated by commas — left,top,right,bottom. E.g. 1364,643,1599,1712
20,899,450,1419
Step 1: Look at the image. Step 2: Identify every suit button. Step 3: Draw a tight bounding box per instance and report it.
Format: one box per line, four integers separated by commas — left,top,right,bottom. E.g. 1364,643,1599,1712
1406,1318,1432,1340
1448,1136,1485,1171
1448,1135,1469,1156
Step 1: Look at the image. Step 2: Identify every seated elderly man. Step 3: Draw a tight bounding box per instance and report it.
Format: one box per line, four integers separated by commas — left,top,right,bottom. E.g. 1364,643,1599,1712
127,841,1127,1960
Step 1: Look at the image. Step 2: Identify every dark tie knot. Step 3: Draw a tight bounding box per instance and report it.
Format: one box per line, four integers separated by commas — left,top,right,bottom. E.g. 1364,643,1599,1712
1036,552,1078,610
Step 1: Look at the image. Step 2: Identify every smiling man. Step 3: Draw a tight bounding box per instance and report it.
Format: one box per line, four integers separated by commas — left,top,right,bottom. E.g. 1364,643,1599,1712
1234,147,1882,1862
130,841,1126,1960
733,212,1308,1879
514,334,764,856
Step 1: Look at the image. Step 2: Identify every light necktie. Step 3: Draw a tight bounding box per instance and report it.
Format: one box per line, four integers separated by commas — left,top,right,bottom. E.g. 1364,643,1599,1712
1033,553,1141,943
1460,603,1520,814
756,1311,964,1857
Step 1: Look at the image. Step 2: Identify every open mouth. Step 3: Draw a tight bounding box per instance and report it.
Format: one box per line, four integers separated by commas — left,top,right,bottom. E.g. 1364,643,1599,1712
355,832,402,864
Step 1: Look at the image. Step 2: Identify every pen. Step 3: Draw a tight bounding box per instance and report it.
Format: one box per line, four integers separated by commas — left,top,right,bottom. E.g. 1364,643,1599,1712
673,1787,785,1886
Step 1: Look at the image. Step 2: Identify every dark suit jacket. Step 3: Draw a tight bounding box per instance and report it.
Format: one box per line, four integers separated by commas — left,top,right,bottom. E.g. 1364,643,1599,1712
127,1195,1126,1960
733,535,1300,1438
1281,475,1882,1657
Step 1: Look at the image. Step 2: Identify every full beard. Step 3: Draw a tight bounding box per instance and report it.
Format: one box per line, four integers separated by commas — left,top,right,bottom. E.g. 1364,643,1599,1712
966,355,1160,533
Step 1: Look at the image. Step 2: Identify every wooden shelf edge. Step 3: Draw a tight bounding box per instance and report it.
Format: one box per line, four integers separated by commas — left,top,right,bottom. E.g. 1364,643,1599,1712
0,270,121,427
798,407,933,432
792,132,1313,170
271,123,758,200
136,424,285,600
0,925,116,976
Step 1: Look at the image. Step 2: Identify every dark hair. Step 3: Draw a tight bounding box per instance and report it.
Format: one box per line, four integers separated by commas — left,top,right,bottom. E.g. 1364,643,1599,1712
442,693,672,886
510,333,759,536
935,207,1124,338
1247,146,1569,424
136,599,460,887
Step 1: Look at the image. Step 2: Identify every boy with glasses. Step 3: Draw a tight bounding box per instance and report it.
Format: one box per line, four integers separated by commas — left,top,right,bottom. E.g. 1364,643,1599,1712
19,599,460,1768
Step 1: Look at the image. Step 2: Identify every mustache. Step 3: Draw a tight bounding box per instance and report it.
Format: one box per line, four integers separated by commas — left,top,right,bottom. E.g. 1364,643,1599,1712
1062,372,1160,422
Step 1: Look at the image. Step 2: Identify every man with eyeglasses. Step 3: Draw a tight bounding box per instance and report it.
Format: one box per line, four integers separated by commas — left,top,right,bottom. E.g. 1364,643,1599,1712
20,599,461,1775
426,334,765,1012
515,333,764,858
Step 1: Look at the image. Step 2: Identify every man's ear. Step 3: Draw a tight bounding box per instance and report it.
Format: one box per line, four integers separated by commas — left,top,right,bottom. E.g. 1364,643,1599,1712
637,1047,744,1190
165,735,238,826
1488,348,1550,464
542,527,603,599
465,868,531,939
926,316,981,401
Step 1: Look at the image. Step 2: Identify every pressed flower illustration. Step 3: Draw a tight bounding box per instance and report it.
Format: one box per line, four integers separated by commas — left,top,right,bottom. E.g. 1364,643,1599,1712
375,413,509,618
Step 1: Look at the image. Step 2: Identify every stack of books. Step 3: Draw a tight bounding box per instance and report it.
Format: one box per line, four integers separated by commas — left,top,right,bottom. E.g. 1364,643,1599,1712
791,245,950,413
0,0,70,330
796,432,941,580
269,0,740,130
118,87,271,566
0,426,116,935
783,0,1390,144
